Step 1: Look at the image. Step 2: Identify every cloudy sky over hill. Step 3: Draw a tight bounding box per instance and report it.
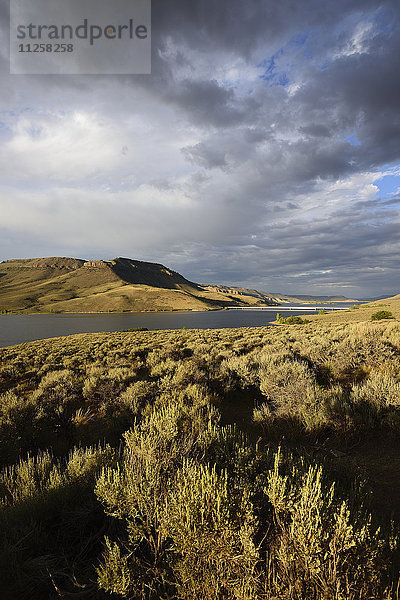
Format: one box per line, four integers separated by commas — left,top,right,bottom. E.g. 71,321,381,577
0,0,399,296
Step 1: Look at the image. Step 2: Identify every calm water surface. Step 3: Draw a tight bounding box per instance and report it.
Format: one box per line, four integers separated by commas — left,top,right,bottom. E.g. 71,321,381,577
0,306,351,348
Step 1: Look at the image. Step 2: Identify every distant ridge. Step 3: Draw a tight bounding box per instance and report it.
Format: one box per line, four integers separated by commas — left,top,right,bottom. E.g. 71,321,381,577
380,292,400,301
277,294,356,302
2,256,86,269
0,256,277,313
202,285,355,304
201,284,281,305
356,294,398,302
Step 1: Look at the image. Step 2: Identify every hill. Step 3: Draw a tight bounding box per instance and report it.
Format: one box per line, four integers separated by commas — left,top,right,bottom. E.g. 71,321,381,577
280,293,356,302
0,256,277,313
294,293,400,325
200,284,281,304
382,292,400,301
201,285,356,304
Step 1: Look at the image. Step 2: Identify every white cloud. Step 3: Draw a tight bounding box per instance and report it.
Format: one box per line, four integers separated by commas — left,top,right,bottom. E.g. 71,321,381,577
336,20,375,57
0,103,198,186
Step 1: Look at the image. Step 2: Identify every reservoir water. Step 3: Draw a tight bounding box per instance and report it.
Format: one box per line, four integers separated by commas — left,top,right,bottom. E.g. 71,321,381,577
0,305,351,348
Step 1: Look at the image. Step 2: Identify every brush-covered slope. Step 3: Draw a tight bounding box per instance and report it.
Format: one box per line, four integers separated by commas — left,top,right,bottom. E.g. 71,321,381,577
0,256,274,313
202,285,355,304
1,321,400,598
382,292,400,301
282,294,356,302
201,284,280,304
302,293,400,324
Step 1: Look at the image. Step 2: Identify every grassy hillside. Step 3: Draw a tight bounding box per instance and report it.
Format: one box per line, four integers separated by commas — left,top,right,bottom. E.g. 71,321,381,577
1,309,400,598
201,284,281,304
0,257,276,313
302,295,400,324
202,285,355,305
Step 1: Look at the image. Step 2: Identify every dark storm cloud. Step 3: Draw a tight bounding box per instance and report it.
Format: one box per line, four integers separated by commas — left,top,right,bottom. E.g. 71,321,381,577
299,124,331,138
164,79,248,127
295,29,400,167
182,142,228,170
152,0,396,57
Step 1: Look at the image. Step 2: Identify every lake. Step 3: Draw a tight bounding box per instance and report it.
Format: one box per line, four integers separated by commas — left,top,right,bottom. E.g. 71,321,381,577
0,305,351,348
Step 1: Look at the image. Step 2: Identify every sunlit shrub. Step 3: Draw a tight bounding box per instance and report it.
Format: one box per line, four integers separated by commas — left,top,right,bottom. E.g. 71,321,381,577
264,451,394,599
371,310,394,321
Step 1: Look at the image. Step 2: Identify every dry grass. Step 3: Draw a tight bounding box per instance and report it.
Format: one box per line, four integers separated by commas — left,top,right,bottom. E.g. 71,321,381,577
0,315,400,598
302,296,400,324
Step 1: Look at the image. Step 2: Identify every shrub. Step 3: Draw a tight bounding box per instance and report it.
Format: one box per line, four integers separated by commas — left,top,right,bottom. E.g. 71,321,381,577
95,398,222,598
371,310,394,321
0,391,37,462
276,313,310,324
0,444,114,507
118,380,157,415
96,431,397,600
159,461,259,600
0,444,115,597
264,451,394,599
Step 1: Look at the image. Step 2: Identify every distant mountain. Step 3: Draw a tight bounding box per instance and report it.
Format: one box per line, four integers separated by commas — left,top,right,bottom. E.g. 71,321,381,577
276,294,356,303
203,286,356,304
200,284,280,305
376,293,400,301
356,294,398,302
0,257,277,313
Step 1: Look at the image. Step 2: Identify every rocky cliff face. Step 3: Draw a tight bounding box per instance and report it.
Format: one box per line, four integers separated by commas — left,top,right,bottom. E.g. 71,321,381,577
109,257,201,290
83,261,111,268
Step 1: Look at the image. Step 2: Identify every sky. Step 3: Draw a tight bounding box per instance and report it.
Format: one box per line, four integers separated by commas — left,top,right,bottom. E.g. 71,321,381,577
0,0,399,298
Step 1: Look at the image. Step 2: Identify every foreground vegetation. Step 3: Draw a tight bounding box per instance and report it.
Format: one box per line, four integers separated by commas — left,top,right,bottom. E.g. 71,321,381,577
1,317,400,598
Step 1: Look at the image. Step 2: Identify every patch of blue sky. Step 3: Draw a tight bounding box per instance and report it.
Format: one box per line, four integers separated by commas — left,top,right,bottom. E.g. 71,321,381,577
220,80,239,90
290,30,314,59
374,172,400,198
0,107,33,122
292,32,309,46
257,48,283,75
372,4,397,35
0,120,13,140
346,134,361,146
319,60,330,70
276,72,289,86
302,45,314,60
258,50,291,87
259,69,290,87
27,125,43,139
258,31,315,87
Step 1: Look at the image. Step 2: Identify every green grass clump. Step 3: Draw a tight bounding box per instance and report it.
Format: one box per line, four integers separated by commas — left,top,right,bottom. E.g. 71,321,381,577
371,310,394,321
